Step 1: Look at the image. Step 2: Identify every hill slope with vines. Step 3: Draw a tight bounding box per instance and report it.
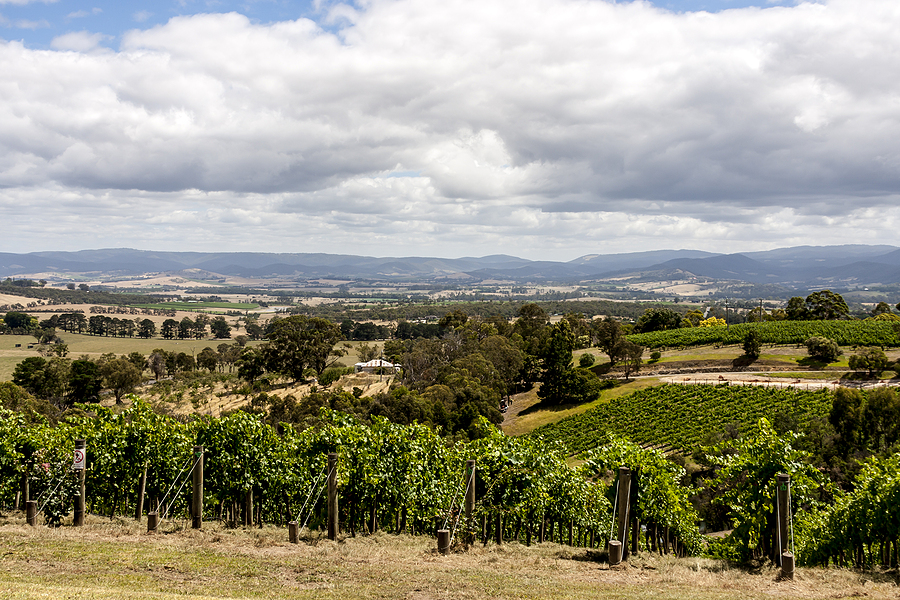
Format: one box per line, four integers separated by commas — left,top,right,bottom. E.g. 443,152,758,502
528,383,833,455
628,320,899,350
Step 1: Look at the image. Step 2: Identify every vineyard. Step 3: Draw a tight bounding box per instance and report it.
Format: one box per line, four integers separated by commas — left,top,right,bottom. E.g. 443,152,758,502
628,320,900,350
0,399,701,556
529,383,833,454
2,387,899,573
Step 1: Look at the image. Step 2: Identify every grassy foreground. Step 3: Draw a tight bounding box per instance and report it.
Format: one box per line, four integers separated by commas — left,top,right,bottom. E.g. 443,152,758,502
1,514,897,600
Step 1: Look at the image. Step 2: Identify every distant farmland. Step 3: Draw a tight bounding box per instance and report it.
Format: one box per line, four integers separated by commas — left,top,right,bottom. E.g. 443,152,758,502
132,301,258,311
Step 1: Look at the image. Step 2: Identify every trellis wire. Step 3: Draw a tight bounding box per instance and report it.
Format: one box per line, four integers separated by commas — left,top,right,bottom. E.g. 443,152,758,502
161,453,202,520
155,452,194,516
300,463,335,532
441,467,467,531
776,490,782,561
36,464,72,514
788,480,795,556
608,476,620,542
293,463,326,524
448,466,475,548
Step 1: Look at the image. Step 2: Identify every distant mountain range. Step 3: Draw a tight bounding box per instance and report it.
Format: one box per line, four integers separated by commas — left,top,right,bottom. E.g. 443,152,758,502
2,245,900,288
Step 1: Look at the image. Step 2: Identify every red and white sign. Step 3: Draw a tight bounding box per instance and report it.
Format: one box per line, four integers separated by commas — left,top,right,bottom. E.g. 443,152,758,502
73,448,86,470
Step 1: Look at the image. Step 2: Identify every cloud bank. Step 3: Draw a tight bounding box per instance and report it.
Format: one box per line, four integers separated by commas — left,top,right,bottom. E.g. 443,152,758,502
1,0,899,260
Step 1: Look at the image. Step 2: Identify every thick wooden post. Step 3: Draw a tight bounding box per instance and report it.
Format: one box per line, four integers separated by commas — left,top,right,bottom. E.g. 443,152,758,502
20,469,29,510
135,464,147,521
777,474,790,569
327,453,338,541
243,488,253,527
609,540,623,565
568,520,574,547
437,529,451,554
147,511,159,532
464,460,475,544
781,552,795,580
494,512,503,545
615,467,631,560
192,445,204,529
26,500,37,526
632,517,640,555
289,521,299,543
74,439,86,527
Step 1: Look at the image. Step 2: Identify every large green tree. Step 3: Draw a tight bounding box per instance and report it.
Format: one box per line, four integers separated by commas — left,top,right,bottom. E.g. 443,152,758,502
592,317,625,364
804,290,850,320
100,358,142,404
265,315,344,381
69,359,102,403
634,307,683,333
210,316,231,339
537,321,603,405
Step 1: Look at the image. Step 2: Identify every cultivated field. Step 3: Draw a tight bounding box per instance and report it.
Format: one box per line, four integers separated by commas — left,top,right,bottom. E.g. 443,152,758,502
0,516,897,600
0,333,251,382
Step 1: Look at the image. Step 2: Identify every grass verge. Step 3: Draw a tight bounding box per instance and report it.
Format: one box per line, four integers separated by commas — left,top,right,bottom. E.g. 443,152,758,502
1,515,897,600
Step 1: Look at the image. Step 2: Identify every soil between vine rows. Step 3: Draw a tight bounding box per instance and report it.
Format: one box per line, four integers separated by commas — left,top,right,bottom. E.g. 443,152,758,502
0,514,897,600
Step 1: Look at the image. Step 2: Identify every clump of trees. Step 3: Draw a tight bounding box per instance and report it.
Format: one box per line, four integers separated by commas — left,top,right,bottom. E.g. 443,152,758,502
785,290,850,321
12,353,141,406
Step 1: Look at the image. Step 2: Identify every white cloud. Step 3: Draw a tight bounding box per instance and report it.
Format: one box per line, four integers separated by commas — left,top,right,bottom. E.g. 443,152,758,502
2,0,900,258
67,8,102,19
133,10,152,23
49,30,109,52
0,0,57,5
13,18,49,29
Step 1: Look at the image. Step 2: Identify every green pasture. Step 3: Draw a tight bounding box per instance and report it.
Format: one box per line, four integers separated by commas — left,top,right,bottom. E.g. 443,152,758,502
0,334,254,381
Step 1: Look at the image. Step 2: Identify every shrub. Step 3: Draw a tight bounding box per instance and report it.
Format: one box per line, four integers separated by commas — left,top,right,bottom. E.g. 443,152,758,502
742,330,761,359
804,336,842,363
578,353,595,368
849,348,889,376
318,366,354,387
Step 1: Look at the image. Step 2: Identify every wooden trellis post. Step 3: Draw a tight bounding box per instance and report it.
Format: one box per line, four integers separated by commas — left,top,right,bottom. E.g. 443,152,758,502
327,453,338,541
465,460,475,544
73,439,86,527
777,473,794,580
192,445,204,529
608,466,631,565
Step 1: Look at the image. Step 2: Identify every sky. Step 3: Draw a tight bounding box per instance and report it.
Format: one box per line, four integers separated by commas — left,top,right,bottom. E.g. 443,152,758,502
2,0,898,262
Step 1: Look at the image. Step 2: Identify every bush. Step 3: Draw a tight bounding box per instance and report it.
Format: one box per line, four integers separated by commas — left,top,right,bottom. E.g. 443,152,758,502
804,336,842,363
578,353,595,368
849,348,889,376
318,366,354,387
650,351,661,362
742,330,761,359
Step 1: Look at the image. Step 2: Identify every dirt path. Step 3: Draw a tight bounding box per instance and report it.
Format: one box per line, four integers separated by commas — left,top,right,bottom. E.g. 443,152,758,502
660,371,900,391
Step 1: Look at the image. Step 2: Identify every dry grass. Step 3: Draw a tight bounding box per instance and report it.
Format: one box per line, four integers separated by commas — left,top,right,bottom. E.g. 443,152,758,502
0,514,896,600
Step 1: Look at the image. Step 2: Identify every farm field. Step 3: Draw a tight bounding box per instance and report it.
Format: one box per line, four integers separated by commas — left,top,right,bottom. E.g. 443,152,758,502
0,334,254,381
132,301,258,311
0,518,897,600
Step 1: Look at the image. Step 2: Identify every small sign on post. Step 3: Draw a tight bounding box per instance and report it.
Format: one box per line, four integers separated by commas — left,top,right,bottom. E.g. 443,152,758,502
73,448,86,470
74,440,86,526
